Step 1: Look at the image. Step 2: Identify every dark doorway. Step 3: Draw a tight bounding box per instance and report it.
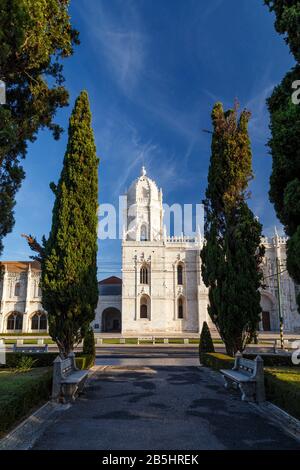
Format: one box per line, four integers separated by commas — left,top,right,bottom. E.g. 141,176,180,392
262,311,271,331
102,308,122,332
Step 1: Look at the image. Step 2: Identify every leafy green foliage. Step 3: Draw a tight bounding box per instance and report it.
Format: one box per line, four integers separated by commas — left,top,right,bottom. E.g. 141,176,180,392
264,367,300,419
265,1,300,310
83,327,96,358
40,91,99,358
0,368,52,437
201,352,235,370
15,356,37,372
0,352,95,369
0,0,79,256
201,102,264,356
199,321,215,363
264,1,300,63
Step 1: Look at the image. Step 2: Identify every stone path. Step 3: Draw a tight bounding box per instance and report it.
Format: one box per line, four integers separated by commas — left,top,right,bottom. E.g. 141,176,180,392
33,366,300,450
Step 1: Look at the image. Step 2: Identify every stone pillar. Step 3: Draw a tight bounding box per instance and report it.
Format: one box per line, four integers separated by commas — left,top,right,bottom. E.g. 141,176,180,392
52,356,63,401
0,265,8,333
134,256,138,321
255,355,266,403
23,264,32,333
173,263,176,321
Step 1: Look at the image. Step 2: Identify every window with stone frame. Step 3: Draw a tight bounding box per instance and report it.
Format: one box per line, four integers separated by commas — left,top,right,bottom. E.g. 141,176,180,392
31,312,47,331
140,266,149,285
7,312,23,331
178,297,184,319
177,264,183,285
14,282,21,297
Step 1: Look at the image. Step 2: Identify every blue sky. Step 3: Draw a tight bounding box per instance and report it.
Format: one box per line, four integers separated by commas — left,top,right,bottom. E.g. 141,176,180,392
1,0,296,279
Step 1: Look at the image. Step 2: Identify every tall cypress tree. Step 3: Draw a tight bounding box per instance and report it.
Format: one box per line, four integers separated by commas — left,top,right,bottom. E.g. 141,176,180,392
0,0,79,257
201,102,264,356
41,91,99,357
265,1,300,311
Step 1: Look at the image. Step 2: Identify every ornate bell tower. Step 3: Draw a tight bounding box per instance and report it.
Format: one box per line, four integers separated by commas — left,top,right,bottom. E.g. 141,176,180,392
123,167,163,242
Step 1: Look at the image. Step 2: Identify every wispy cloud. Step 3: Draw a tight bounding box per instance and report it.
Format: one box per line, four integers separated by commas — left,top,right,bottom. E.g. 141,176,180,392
78,0,146,94
246,82,275,144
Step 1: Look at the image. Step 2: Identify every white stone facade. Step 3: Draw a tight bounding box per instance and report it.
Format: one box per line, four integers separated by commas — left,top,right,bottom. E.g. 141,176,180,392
1,168,300,335
259,234,300,333
0,261,47,333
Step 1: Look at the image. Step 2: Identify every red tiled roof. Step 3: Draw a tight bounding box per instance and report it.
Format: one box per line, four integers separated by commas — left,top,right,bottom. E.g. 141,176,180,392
98,276,122,285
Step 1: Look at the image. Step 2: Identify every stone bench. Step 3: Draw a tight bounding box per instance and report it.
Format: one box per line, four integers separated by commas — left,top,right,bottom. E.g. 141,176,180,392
13,344,48,354
221,352,265,403
52,353,89,403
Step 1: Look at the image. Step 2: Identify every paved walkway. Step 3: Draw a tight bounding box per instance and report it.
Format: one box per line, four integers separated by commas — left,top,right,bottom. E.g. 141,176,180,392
33,366,300,450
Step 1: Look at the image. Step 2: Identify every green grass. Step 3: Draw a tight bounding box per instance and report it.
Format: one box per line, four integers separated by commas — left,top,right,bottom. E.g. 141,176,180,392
1,333,48,337
0,367,52,437
23,339,38,345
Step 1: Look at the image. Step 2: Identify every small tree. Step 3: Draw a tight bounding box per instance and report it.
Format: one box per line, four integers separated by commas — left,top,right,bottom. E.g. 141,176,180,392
201,102,264,356
0,0,79,256
24,91,99,358
199,321,215,363
265,1,300,311
83,327,96,359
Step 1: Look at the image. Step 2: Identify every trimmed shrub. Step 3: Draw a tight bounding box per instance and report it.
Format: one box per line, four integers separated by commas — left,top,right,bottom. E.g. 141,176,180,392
83,327,96,358
264,368,300,420
1,352,95,369
2,353,58,369
199,322,215,363
244,353,295,368
0,368,52,437
201,352,234,370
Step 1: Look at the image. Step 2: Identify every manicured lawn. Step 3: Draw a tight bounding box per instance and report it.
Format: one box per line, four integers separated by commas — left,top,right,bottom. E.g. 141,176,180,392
0,367,52,437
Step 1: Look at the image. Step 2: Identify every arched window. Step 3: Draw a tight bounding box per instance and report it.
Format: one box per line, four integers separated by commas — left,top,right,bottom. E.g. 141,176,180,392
140,266,148,285
31,312,48,331
177,264,183,285
7,312,23,331
38,283,42,297
140,225,148,241
178,298,184,319
14,282,21,297
140,304,148,319
34,281,42,298
140,295,150,319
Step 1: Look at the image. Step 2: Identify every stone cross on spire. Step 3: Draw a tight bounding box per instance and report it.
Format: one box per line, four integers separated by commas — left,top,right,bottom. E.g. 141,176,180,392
141,166,147,176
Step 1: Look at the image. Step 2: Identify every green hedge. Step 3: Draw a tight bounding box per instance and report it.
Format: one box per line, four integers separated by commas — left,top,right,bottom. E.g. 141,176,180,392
0,368,52,437
201,352,234,370
1,353,94,370
244,353,295,367
201,352,296,370
264,368,300,420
